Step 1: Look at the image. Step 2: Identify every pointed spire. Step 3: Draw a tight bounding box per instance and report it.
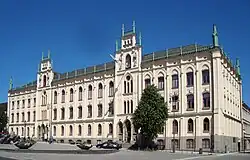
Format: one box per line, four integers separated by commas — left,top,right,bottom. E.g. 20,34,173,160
236,58,241,76
115,40,119,52
132,20,136,33
122,24,125,36
139,31,142,46
42,52,44,60
9,76,13,90
48,49,51,59
212,24,219,47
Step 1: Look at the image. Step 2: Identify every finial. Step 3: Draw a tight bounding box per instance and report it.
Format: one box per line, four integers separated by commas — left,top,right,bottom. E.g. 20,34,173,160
42,52,44,60
9,76,13,90
115,40,119,52
132,21,136,33
139,31,142,46
48,49,51,59
212,24,219,47
122,24,125,36
236,58,240,76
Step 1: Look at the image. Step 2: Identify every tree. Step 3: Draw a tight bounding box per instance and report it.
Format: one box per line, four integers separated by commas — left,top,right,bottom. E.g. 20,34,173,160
0,111,8,132
132,85,168,145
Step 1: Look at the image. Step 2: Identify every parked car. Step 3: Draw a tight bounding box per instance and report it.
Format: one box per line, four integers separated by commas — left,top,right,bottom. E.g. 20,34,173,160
77,142,92,150
96,141,122,150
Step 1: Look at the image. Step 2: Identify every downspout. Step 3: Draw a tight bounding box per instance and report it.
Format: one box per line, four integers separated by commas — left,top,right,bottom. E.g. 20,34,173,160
210,50,215,153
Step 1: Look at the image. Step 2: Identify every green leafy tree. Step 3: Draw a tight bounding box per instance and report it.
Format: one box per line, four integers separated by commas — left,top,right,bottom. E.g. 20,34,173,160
0,111,8,132
132,85,168,143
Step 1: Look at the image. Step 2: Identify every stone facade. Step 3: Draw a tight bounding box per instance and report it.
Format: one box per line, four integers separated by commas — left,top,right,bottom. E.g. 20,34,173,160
242,102,250,151
7,23,242,152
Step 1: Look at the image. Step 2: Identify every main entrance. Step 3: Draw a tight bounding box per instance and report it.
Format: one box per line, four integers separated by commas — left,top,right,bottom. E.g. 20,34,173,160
117,119,132,143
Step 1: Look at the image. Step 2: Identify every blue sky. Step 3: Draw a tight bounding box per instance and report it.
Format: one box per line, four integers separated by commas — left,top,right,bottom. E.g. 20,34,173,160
0,0,249,105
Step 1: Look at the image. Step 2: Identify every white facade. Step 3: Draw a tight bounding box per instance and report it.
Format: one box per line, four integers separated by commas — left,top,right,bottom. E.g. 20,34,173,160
243,103,250,150
7,23,242,152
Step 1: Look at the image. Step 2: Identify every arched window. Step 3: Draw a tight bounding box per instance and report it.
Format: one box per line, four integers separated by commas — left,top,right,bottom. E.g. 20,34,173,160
69,125,73,136
78,87,83,101
172,70,179,89
88,125,91,136
78,125,82,136
43,75,46,87
61,108,65,120
127,100,130,114
203,118,210,132
158,76,164,90
88,85,92,99
131,100,133,113
98,124,102,136
54,91,57,104
78,106,82,119
203,92,210,109
61,126,64,136
187,94,194,110
69,88,74,102
188,119,194,133
98,83,103,98
125,54,131,69
98,104,102,117
173,120,178,134
124,75,133,94
27,127,30,137
53,109,57,120
53,126,56,136
109,81,114,97
109,123,113,134
124,101,126,114
202,69,210,84
88,105,92,118
61,90,65,103
69,106,73,119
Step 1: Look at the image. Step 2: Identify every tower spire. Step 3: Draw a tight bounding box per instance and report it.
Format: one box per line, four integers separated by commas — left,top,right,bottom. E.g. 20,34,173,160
115,40,119,52
9,76,13,90
212,24,219,47
139,31,142,46
236,58,241,76
132,20,136,33
122,24,125,36
48,49,51,59
42,52,44,60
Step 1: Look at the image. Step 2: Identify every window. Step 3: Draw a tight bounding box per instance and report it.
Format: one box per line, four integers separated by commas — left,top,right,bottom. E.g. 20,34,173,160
109,81,114,97
42,91,47,106
187,94,194,110
203,118,209,132
27,127,30,137
171,139,179,149
98,104,102,117
109,123,113,134
61,108,65,120
12,101,14,110
172,74,179,89
78,87,83,101
16,128,19,135
22,112,24,122
54,91,57,104
69,88,74,102
131,100,133,113
17,100,20,109
69,107,73,119
33,98,36,107
78,125,82,136
145,78,151,88
61,90,65,103
22,100,25,108
69,125,73,136
88,105,92,118
88,85,92,99
16,113,19,122
127,101,130,114
124,101,126,114
158,76,164,90
43,75,47,87
53,109,57,120
172,95,179,111
21,127,24,136
109,102,114,116
11,113,14,123
61,126,64,136
186,139,194,149
78,106,82,119
28,99,31,108
202,69,210,84
172,120,178,134
98,83,103,98
124,75,133,94
53,126,56,136
186,72,194,86
202,139,210,149
188,119,194,133
33,111,36,122
27,112,30,122
88,125,91,136
125,54,131,69
203,93,210,109
98,124,102,136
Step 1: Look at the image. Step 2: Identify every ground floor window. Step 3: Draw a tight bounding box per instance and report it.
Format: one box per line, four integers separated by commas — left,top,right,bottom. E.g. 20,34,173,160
171,139,179,149
186,139,194,149
202,139,210,149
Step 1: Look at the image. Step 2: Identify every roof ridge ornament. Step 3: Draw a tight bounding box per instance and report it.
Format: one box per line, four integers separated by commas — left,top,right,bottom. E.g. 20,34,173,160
9,76,13,90
212,24,219,47
122,24,125,36
132,20,136,33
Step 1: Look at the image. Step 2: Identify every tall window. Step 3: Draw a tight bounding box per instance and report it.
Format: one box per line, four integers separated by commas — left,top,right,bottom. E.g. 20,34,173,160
98,104,102,117
186,139,194,149
54,91,57,104
109,102,114,116
187,94,194,110
61,108,65,120
124,101,126,114
145,78,151,88
78,106,82,119
125,54,131,69
188,119,194,133
42,92,47,106
61,126,64,136
33,98,36,107
186,72,194,87
22,112,24,122
172,120,178,134
98,124,102,136
172,74,179,89
88,105,92,118
53,126,56,136
98,83,103,98
109,81,114,97
69,88,74,102
202,69,210,84
88,85,92,99
53,109,57,120
203,92,210,109
203,118,209,132
27,112,30,122
28,99,31,108
11,113,14,123
22,99,25,108
158,76,164,90
33,111,36,122
43,75,47,87
78,125,82,136
124,75,133,94
109,123,113,134
16,113,19,122
69,125,73,136
69,107,73,119
12,101,14,110
131,100,133,113
61,90,65,103
172,95,179,111
202,139,210,149
17,100,20,109
78,87,83,101
88,125,91,136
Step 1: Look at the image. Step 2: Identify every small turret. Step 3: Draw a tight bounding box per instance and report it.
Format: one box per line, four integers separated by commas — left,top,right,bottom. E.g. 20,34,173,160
212,24,219,47
236,58,241,76
9,77,13,90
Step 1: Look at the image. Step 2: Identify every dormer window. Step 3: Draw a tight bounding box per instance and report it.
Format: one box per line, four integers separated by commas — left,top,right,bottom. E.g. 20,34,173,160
125,54,131,69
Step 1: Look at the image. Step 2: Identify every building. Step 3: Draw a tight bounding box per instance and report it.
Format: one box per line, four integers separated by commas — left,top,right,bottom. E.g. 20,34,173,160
7,22,243,152
242,102,250,151
0,102,7,132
